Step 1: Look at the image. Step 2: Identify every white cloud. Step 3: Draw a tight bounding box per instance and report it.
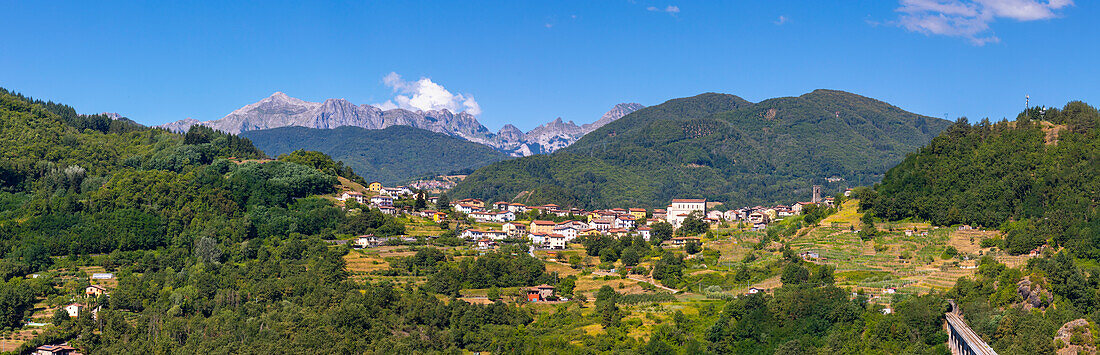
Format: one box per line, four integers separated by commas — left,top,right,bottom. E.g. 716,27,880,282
647,5,680,15
774,15,789,25
894,0,1073,45
376,72,482,115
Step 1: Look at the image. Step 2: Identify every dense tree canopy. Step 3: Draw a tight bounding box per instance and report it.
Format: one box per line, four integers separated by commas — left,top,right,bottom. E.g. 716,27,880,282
242,125,510,184
864,101,1100,257
452,90,951,208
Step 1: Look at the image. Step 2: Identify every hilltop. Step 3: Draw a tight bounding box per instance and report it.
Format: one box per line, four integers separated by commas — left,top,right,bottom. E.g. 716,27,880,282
863,101,1100,256
450,90,952,209
241,125,511,184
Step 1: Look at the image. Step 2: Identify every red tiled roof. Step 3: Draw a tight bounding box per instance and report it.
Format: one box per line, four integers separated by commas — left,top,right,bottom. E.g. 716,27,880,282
671,199,706,203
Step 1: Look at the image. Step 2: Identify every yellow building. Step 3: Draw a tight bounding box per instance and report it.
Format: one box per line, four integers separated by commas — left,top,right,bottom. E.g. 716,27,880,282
629,208,647,220
530,220,557,234
432,212,447,223
368,182,382,192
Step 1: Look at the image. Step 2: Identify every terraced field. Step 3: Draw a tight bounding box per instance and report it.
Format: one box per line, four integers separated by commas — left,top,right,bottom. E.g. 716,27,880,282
782,201,1028,301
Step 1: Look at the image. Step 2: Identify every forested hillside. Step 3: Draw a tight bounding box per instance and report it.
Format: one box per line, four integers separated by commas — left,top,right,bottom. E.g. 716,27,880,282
863,101,1100,256
0,89,530,352
451,90,951,208
1,87,1093,353
242,125,510,184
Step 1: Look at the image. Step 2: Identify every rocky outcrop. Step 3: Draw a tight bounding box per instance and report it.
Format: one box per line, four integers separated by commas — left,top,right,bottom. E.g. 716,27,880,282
1017,278,1054,311
158,92,643,156
583,103,646,131
1056,318,1095,355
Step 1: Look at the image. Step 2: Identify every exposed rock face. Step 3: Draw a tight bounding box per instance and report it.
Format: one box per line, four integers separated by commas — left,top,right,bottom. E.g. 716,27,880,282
1017,278,1054,311
1055,318,1095,355
518,103,645,155
159,118,202,133
158,92,643,156
524,118,587,153
583,103,646,131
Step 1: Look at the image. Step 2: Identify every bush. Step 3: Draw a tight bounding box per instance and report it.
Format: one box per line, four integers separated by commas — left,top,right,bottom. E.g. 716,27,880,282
941,246,959,260
979,238,1002,248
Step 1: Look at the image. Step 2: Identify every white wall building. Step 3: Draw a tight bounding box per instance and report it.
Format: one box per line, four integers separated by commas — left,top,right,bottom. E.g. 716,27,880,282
666,199,706,227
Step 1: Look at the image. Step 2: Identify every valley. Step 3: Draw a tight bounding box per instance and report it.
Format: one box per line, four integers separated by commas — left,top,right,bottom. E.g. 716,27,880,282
0,87,1095,354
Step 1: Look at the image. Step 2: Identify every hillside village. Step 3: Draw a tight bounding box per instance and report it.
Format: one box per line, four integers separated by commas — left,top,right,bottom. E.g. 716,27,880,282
0,86,1085,354
336,182,845,251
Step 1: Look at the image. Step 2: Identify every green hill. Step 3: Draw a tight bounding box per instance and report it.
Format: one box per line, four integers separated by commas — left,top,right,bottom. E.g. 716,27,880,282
863,101,1100,256
241,125,511,184
450,90,952,208
0,88,523,352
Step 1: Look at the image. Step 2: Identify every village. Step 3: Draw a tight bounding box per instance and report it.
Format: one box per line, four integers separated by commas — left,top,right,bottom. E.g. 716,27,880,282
12,180,1025,354
336,182,844,251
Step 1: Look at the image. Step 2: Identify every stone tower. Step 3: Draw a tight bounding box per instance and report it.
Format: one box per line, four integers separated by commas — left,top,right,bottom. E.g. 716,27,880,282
812,185,822,203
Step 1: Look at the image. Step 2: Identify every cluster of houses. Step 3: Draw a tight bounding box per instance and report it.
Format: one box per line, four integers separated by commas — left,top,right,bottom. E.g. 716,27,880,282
445,197,836,250
337,182,842,250
66,282,110,318
407,179,456,191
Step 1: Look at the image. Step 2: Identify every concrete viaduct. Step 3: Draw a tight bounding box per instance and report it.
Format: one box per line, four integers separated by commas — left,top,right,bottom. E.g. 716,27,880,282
945,300,997,355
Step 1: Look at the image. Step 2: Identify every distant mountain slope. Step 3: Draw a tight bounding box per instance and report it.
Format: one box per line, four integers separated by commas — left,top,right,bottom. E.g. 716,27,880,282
160,92,643,156
241,125,511,184
450,90,952,209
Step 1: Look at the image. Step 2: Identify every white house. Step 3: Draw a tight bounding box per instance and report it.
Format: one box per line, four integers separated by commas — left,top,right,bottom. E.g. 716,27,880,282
546,234,568,249
477,239,497,249
507,203,528,213
528,233,548,246
614,216,636,230
461,229,486,240
484,230,508,240
491,211,516,222
453,203,481,214
666,199,706,227
354,235,380,249
370,195,393,207
339,191,367,204
469,211,494,221
635,226,652,241
377,206,397,215
381,186,414,198
552,225,580,241
65,303,83,318
590,218,613,231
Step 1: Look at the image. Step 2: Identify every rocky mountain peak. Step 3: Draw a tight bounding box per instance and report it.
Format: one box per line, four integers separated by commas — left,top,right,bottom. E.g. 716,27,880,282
584,102,645,131
157,92,644,157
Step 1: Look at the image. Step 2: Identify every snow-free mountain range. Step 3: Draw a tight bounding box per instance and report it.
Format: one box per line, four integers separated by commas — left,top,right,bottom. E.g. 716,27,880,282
159,92,643,156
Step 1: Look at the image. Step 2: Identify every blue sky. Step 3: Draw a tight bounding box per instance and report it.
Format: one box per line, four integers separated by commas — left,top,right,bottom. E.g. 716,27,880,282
0,0,1095,131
